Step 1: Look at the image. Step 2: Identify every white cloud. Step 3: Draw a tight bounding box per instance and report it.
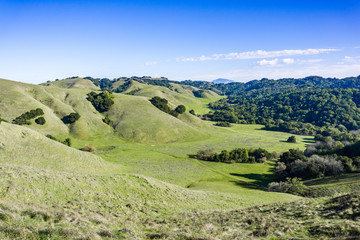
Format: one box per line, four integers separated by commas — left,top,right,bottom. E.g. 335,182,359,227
177,48,339,62
257,59,279,66
282,58,295,64
189,62,360,82
145,61,158,66
257,58,296,66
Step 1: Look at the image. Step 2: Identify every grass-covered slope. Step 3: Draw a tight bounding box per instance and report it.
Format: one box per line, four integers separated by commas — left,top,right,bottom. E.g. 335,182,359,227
0,163,300,239
107,94,208,143
123,80,222,115
0,122,121,174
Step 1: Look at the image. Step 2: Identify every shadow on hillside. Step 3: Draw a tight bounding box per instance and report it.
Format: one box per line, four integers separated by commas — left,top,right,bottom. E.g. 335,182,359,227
230,173,276,189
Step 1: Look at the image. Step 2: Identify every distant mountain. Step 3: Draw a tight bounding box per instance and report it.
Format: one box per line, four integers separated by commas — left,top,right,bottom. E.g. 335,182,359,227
212,78,235,84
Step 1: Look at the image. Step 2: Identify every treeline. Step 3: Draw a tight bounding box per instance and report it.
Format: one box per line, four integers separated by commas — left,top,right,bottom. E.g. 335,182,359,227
83,76,172,92
178,75,360,96
149,96,186,117
12,108,45,125
193,147,272,163
205,88,360,135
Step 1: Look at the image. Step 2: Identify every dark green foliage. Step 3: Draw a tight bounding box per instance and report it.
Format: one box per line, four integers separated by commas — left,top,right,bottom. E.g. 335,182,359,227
62,138,72,147
61,113,80,124
46,135,72,147
175,105,186,114
85,76,173,91
35,117,46,125
12,108,44,125
287,136,296,143
193,147,271,163
279,149,307,165
103,116,113,125
115,80,133,93
206,88,360,132
189,109,195,115
150,96,171,113
169,110,179,117
150,96,185,117
215,121,232,127
87,91,114,113
193,90,206,98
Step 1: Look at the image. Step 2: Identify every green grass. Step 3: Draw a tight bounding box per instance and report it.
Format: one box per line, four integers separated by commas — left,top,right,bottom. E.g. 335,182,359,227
0,77,328,239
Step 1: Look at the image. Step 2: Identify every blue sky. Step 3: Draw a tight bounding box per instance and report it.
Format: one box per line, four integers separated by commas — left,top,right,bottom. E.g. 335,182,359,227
0,0,359,83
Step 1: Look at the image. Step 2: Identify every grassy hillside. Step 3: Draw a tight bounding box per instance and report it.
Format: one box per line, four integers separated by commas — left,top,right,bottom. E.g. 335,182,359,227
0,164,300,239
0,122,121,174
122,80,223,115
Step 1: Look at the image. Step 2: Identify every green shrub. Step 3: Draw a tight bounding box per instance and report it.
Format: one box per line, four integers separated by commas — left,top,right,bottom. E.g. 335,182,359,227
62,113,80,124
35,117,46,125
103,116,113,125
87,91,114,112
175,105,186,114
12,108,44,125
287,136,297,143
189,109,195,115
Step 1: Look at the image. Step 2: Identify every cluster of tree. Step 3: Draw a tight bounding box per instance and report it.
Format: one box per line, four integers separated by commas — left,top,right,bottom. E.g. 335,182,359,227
193,90,206,98
268,139,360,196
12,108,44,125
149,96,186,117
275,144,360,181
46,135,72,147
177,75,360,96
205,88,360,134
35,117,46,125
193,147,272,163
61,113,80,124
86,91,114,113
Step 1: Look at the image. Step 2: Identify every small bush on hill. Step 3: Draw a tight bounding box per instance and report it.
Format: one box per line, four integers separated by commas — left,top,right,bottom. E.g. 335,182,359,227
87,91,114,112
189,109,195,115
287,136,297,143
103,116,113,125
12,108,44,125
62,113,80,124
175,105,186,114
35,117,46,125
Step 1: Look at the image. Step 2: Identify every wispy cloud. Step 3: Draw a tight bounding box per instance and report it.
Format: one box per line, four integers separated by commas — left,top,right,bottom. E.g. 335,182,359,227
189,62,360,82
177,48,339,62
257,58,323,66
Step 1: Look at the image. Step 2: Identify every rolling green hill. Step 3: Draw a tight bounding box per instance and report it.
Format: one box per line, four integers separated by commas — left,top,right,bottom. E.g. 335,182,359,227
7,77,354,239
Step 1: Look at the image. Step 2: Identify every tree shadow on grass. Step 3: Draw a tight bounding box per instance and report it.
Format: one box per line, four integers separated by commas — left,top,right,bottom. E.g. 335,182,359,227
230,173,276,189
229,180,268,191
